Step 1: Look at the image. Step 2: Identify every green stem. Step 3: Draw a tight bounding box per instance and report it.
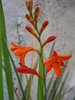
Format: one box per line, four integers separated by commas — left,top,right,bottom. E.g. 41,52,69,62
40,45,46,100
30,8,47,100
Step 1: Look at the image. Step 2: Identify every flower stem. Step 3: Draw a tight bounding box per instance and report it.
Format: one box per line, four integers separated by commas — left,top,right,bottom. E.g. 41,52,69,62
40,46,46,100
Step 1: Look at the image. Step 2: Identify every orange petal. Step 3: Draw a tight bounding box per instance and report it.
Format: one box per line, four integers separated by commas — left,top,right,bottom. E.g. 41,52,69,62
53,64,61,77
53,50,58,56
58,54,72,61
14,49,25,56
43,57,51,66
46,64,52,73
11,42,24,49
20,53,26,66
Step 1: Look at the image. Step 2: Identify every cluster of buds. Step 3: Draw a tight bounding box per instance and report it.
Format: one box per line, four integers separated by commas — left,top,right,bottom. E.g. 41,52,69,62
25,0,56,46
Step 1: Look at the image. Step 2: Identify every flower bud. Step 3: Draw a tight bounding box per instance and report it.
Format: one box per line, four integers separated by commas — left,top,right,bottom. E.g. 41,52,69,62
29,0,33,9
25,0,30,12
42,36,56,47
26,14,35,26
40,20,49,35
26,26,39,39
34,6,40,22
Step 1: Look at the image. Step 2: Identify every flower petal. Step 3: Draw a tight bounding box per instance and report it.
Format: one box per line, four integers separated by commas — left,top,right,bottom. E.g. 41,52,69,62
20,53,26,66
15,65,43,80
46,64,52,73
53,64,61,77
13,49,25,56
43,57,51,66
11,42,25,49
58,54,72,61
53,50,58,56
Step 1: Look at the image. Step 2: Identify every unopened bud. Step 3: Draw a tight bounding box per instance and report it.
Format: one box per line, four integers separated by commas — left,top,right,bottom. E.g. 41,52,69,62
26,14,35,26
26,26,39,39
40,20,49,35
34,6,40,22
29,0,33,9
25,0,30,12
42,36,56,47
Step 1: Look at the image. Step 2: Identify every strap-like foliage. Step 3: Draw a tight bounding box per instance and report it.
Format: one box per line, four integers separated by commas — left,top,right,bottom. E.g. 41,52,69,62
0,0,4,100
1,1,14,100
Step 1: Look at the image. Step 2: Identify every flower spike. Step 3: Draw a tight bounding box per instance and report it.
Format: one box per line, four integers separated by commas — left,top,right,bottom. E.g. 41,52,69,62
43,50,72,77
10,42,40,66
15,64,43,81
42,36,56,47
40,20,49,35
34,6,40,22
26,26,39,39
26,14,35,26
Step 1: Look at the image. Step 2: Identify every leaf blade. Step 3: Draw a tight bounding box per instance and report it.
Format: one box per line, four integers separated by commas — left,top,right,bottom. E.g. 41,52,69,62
0,1,4,99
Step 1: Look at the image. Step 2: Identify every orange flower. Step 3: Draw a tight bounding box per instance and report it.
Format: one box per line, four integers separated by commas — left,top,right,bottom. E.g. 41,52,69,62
15,64,43,81
42,36,56,47
26,26,39,39
40,20,49,35
34,6,40,22
10,42,40,66
43,50,72,77
26,14,35,26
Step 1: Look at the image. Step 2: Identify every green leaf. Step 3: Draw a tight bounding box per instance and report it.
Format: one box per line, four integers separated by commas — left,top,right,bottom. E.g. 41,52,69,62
57,71,69,100
46,73,54,96
50,41,55,56
37,48,44,100
1,1,14,100
49,78,59,100
2,40,26,100
16,21,21,45
24,57,39,100
0,1,4,100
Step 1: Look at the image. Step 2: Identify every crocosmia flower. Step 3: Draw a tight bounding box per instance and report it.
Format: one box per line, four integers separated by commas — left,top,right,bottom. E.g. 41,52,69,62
43,50,72,77
10,42,40,66
15,64,43,81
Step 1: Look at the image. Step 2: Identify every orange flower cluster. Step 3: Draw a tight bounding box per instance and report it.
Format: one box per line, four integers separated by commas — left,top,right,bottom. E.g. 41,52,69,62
10,0,72,79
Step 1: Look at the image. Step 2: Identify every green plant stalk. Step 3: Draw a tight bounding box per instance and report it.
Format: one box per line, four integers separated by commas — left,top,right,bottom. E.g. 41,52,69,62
1,1,14,100
0,0,4,100
16,21,21,45
41,47,47,100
